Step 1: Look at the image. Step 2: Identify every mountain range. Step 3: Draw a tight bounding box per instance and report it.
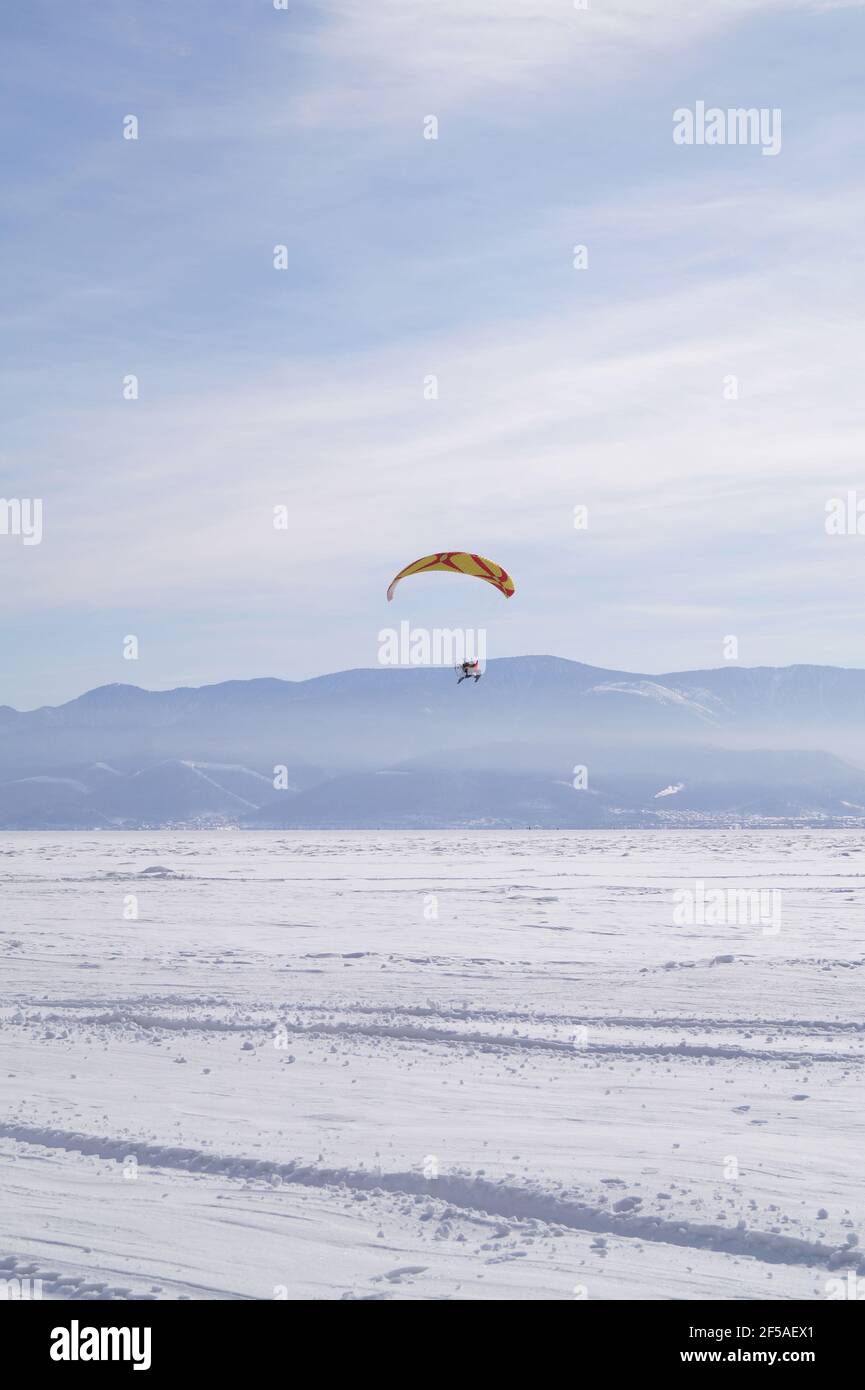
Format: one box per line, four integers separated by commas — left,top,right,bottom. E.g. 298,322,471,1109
2,657,865,828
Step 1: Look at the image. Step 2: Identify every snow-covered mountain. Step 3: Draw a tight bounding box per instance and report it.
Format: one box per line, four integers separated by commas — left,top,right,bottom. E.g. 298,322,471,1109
2,657,865,827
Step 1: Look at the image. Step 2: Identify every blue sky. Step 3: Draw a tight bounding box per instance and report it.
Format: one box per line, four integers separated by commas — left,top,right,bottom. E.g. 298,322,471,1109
2,0,864,708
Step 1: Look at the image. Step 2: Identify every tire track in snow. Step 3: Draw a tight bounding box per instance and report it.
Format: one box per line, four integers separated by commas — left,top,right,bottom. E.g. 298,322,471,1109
20,1009,863,1063
1,1123,861,1277
17,995,865,1036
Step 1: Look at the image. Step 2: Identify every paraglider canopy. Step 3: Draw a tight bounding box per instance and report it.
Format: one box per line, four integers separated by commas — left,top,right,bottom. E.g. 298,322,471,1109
386,552,515,601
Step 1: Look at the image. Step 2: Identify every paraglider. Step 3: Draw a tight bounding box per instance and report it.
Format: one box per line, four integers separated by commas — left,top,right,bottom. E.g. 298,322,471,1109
386,552,515,602
385,552,515,686
457,659,481,684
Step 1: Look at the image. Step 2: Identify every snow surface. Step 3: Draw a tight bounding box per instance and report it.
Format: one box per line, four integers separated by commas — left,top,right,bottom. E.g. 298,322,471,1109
0,830,862,1301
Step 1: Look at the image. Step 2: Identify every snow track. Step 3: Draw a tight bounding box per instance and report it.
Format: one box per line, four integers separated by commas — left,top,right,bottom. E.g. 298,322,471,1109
2,1122,860,1275
16,1003,865,1063
1,830,863,1299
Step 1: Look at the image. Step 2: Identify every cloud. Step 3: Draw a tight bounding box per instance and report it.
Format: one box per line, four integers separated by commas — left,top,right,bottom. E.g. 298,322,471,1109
4,176,863,624
297,0,798,118
3,0,864,701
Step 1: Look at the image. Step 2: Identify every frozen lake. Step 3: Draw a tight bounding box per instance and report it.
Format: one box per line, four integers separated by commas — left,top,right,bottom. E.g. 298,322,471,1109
1,831,863,1300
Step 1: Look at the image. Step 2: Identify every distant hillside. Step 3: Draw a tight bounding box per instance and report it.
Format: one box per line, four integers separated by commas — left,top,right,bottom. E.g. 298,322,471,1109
2,658,865,827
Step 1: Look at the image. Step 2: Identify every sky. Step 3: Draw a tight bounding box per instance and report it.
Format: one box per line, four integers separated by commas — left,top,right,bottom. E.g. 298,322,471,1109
2,0,865,709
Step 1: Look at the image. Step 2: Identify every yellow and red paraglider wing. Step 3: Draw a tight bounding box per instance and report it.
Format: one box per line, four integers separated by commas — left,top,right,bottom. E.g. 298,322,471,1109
386,552,515,601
